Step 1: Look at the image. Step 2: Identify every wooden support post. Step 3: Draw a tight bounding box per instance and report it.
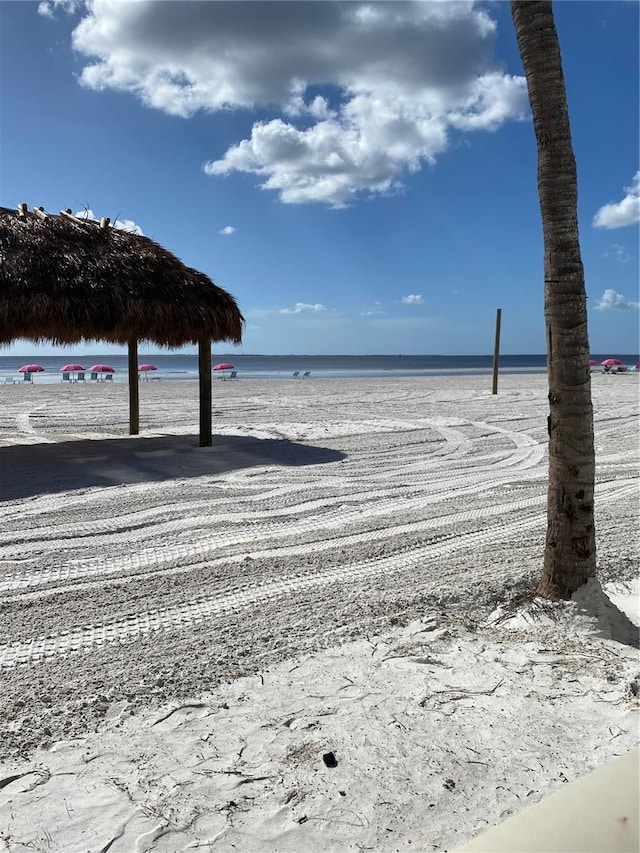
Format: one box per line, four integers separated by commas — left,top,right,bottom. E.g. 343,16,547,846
492,308,502,395
60,210,83,224
198,338,212,447
128,339,139,435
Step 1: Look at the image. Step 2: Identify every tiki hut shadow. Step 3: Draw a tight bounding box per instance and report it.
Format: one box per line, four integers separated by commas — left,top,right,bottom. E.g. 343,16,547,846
0,435,346,501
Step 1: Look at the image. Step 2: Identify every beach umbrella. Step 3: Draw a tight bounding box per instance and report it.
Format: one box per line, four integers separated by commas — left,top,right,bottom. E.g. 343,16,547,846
636,361,640,371
213,362,234,379
601,358,622,367
588,360,598,367
18,364,45,372
138,363,157,381
89,363,115,380
59,362,86,381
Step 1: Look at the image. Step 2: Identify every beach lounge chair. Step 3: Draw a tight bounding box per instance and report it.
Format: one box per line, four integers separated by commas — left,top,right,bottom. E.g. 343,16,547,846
104,374,113,381
62,372,70,382
23,372,32,382
3,376,15,384
77,372,85,381
90,372,98,381
301,371,311,378
228,370,238,380
291,371,300,378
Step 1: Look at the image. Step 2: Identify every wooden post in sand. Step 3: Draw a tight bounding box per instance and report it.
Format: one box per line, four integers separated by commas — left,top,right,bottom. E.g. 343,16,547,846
198,338,212,447
492,308,502,395
128,339,139,435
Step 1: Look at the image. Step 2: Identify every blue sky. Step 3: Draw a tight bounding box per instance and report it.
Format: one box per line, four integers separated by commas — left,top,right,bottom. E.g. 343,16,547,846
1,0,638,356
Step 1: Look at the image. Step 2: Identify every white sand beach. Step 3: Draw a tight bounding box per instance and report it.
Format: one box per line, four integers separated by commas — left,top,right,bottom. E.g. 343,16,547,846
0,372,638,852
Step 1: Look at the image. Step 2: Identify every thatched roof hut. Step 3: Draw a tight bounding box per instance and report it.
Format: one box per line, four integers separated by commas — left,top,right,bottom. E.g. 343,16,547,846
0,204,245,445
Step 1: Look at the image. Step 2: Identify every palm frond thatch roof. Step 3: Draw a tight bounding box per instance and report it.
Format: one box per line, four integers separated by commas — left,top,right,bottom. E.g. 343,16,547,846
0,205,244,347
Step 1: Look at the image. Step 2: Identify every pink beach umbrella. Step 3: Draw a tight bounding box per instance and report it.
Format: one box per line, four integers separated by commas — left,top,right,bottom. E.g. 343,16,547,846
636,361,640,371
88,363,115,380
588,359,598,367
60,362,85,380
17,364,44,383
213,362,234,379
138,363,157,381
601,358,623,374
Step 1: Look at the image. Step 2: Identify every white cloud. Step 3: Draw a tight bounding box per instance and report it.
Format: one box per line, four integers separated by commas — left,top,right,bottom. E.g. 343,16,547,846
219,226,235,236
605,243,633,264
113,218,142,235
74,208,143,235
361,302,386,316
38,0,81,17
594,289,639,311
279,303,326,315
593,172,640,229
50,0,528,207
402,294,425,305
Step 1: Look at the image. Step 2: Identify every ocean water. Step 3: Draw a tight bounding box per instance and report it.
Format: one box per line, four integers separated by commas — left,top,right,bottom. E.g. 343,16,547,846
0,353,637,382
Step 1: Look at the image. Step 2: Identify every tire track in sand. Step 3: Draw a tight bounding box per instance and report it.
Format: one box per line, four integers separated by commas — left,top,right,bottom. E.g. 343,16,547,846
0,472,634,593
2,477,636,667
0,513,543,667
0,490,548,592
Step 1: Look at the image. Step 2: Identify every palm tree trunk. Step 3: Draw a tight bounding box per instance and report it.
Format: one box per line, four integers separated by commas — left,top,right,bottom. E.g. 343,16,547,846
511,0,596,598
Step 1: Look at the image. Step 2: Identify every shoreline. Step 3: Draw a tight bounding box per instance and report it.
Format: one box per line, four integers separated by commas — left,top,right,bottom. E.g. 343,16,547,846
2,351,638,385
3,366,639,384
2,367,555,383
